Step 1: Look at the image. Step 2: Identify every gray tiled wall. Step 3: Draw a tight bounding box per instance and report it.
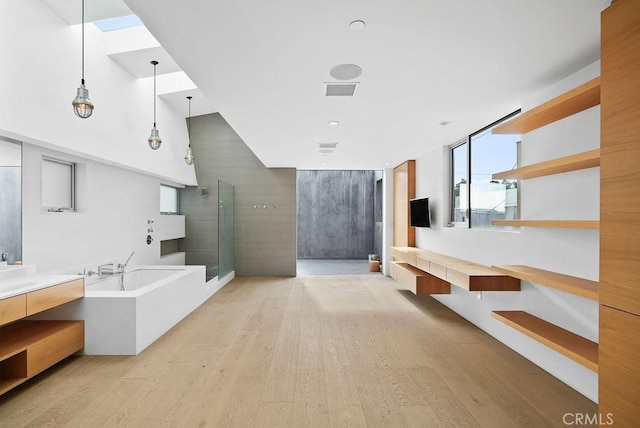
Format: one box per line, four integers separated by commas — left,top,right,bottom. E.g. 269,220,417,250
179,113,296,277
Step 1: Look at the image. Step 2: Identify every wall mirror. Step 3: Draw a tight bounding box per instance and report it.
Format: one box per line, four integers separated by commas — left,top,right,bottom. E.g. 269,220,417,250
0,137,22,266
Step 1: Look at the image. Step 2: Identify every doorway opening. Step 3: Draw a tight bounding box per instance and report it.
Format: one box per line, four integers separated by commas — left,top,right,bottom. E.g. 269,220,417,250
296,170,382,275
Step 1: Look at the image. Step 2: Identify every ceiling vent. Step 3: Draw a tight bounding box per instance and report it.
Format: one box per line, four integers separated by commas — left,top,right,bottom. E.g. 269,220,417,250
319,143,338,149
325,82,358,97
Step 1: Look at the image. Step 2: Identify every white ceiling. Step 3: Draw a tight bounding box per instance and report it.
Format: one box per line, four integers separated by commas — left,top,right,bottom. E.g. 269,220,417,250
55,0,612,170
108,46,182,79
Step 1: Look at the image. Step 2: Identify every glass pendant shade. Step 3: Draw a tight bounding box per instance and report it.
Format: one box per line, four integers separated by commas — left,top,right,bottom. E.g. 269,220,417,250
184,147,194,165
72,82,94,118
148,127,162,150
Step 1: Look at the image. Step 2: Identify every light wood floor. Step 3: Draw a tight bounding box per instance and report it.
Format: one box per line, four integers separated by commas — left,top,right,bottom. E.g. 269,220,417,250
0,275,596,427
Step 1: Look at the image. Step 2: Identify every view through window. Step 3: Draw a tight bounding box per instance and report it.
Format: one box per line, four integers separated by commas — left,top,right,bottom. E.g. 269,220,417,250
450,111,520,229
160,185,179,215
470,112,520,229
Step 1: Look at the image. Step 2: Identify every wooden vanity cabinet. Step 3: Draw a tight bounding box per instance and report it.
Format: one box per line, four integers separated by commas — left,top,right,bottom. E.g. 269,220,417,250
0,279,84,395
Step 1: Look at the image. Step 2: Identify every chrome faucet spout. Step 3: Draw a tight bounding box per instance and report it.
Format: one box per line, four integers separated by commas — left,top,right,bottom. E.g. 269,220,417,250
118,251,135,273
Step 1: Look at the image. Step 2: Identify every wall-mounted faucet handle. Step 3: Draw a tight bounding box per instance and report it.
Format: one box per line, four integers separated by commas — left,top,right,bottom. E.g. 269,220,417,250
98,263,115,275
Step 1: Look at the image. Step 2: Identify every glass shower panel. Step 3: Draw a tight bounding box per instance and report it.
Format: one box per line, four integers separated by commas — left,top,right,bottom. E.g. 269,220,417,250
0,138,22,265
218,180,234,278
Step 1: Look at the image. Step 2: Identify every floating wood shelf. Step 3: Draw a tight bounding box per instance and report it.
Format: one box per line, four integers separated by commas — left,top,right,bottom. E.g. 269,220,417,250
390,246,427,267
416,251,520,292
390,261,450,295
491,220,600,229
493,265,598,301
492,77,601,135
390,247,520,293
492,311,598,372
492,149,600,180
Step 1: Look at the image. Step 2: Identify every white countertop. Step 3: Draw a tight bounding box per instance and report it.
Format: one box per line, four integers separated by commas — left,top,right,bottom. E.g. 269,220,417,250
0,273,84,299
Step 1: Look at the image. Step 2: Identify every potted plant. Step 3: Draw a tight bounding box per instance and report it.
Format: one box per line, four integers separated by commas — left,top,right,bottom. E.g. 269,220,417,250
368,254,380,272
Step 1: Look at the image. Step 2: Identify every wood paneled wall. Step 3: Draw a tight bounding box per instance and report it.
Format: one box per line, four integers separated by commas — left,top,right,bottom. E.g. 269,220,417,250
600,0,640,316
393,160,415,247
599,0,640,422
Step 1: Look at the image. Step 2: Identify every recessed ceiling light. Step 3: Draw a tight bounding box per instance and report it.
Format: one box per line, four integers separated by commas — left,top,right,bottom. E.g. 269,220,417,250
350,20,365,30
319,149,334,154
330,64,362,80
328,121,339,126
384,162,391,165
321,162,327,165
439,120,451,126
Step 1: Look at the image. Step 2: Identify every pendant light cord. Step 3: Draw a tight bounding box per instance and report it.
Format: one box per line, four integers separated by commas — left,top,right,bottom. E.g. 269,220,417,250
81,0,85,84
153,62,157,127
187,97,192,147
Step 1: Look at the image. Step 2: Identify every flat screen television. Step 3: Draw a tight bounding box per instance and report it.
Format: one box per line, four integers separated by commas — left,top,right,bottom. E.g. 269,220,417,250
410,197,431,227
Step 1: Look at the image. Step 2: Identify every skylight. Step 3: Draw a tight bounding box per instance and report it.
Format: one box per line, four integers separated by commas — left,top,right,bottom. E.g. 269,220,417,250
94,15,143,32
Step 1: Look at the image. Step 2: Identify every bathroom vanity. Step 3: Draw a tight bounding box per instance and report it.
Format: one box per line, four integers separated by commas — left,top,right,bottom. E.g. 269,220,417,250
0,268,84,395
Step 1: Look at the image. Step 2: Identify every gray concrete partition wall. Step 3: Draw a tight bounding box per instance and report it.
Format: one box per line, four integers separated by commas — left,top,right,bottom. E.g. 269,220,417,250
297,170,376,259
179,113,297,277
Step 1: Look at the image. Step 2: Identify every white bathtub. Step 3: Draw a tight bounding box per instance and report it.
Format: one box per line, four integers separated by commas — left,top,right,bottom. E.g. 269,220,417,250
31,265,234,355
87,268,184,292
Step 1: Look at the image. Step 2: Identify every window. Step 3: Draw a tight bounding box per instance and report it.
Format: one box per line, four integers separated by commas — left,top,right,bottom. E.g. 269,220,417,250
42,157,75,212
93,15,143,32
470,112,520,229
450,111,520,229
160,185,179,214
450,139,469,225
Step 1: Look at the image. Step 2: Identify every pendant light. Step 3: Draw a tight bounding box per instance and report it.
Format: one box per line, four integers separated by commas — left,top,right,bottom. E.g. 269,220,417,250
184,96,194,165
71,0,94,118
148,60,162,150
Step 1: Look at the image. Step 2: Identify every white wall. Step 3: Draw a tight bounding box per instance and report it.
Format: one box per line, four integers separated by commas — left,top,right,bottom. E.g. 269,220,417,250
0,1,195,186
22,143,185,273
413,62,600,402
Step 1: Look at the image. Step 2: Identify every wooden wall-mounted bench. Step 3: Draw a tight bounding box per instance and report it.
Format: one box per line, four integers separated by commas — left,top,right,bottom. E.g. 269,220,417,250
390,247,520,294
390,261,450,295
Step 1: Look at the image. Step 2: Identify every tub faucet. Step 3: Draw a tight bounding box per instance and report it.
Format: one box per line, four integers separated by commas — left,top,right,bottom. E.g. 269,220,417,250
118,251,135,273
